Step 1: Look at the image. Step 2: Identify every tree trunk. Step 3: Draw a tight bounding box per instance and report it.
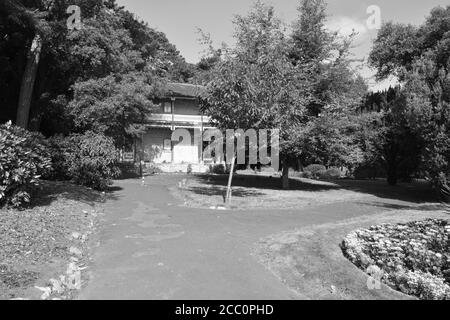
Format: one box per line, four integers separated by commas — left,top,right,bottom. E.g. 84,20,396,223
16,34,42,129
387,163,397,186
438,174,450,203
282,161,290,190
225,155,236,205
297,159,304,172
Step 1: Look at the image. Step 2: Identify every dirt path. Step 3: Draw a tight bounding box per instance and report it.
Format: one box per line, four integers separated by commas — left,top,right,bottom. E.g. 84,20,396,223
78,175,442,300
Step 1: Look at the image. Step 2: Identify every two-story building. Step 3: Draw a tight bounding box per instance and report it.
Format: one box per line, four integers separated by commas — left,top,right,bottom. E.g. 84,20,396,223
140,82,215,172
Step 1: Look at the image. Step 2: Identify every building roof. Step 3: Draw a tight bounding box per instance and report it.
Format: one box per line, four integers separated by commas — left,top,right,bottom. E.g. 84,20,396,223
165,82,206,98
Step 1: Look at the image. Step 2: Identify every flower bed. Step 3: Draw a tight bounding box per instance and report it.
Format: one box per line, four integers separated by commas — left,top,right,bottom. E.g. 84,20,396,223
341,219,450,300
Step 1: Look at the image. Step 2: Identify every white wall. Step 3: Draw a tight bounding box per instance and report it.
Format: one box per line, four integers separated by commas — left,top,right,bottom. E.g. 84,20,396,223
143,128,202,164
173,145,199,164
142,128,172,163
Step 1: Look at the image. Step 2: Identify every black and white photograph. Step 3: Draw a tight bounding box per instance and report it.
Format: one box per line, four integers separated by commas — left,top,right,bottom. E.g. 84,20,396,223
0,0,449,311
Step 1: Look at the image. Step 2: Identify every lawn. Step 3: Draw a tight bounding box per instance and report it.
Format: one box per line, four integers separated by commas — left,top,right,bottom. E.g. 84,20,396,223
0,181,105,300
173,173,439,210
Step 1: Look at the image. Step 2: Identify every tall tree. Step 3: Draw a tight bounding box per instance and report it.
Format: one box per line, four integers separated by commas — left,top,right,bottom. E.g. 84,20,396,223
68,70,163,149
0,0,35,123
290,0,334,64
292,0,367,115
16,32,42,128
360,87,423,185
0,0,191,135
287,0,368,170
202,0,367,190
369,5,450,199
192,30,224,85
201,1,312,190
0,0,49,128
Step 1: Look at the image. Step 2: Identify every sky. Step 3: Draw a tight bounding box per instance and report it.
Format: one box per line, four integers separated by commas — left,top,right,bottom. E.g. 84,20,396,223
116,0,449,91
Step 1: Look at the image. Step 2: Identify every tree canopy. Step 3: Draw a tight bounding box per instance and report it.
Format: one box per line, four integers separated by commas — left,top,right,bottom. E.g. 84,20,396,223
201,0,368,188
369,5,450,196
0,0,194,142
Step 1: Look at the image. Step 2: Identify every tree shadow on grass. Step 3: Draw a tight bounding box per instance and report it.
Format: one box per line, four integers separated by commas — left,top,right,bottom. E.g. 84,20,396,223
30,180,122,208
332,179,439,204
186,185,265,198
195,174,339,192
193,174,441,205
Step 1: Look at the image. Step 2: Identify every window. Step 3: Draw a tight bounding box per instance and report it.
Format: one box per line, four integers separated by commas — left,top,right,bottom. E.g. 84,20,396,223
163,139,172,150
163,102,172,113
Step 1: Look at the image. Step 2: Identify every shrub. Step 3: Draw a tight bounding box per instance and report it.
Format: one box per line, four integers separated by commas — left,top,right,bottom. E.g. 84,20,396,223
0,122,51,207
289,170,304,178
146,164,163,175
318,167,342,180
69,132,120,190
316,169,328,179
209,164,226,174
304,164,326,179
117,162,140,179
45,132,119,190
45,135,75,181
208,164,236,175
303,171,313,179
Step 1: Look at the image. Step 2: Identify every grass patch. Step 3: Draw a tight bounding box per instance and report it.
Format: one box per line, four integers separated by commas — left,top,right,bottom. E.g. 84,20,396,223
173,174,437,210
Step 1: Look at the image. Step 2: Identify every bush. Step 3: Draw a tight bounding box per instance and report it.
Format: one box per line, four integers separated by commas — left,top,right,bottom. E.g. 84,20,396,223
45,132,119,190
146,164,163,175
0,122,51,207
208,164,236,175
316,169,328,179
69,132,120,190
289,170,304,178
209,164,226,174
45,135,75,181
117,162,140,179
318,167,342,180
304,164,326,179
303,171,313,179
